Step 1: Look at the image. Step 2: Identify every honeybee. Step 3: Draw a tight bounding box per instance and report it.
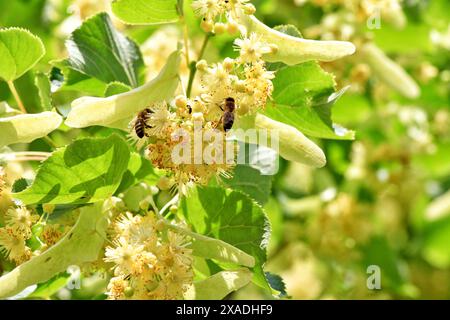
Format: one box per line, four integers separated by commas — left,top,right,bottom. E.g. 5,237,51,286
134,108,153,138
219,97,236,132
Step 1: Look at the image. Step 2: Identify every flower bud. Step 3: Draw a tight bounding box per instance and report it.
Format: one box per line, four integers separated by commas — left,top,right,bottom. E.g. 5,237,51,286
169,205,178,214
196,59,208,72
157,176,174,191
227,21,239,34
213,22,226,34
42,203,55,214
175,95,188,109
201,19,214,33
139,198,150,210
124,287,134,297
150,186,159,196
155,219,166,232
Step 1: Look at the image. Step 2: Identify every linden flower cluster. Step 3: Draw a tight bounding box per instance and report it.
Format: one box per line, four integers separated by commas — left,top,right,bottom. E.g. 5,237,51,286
136,33,275,191
145,112,236,192
104,211,194,300
196,33,276,117
192,0,256,34
0,207,38,264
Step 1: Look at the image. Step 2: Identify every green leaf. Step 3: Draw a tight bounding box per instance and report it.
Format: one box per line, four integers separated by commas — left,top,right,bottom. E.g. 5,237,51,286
112,0,179,25
27,273,71,299
50,62,108,97
34,72,52,111
14,135,130,205
264,62,355,140
65,13,144,88
0,111,62,148
265,272,288,298
116,152,161,194
0,28,45,81
184,269,252,300
104,82,131,97
423,215,450,268
273,25,303,38
362,236,404,289
179,186,271,290
0,202,109,299
65,49,181,130
11,178,31,193
224,165,272,205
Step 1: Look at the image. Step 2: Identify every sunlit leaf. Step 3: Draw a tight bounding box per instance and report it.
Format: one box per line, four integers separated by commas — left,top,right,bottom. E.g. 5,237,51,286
264,62,355,140
14,135,130,205
0,28,45,81
112,0,179,25
65,13,144,88
179,186,271,290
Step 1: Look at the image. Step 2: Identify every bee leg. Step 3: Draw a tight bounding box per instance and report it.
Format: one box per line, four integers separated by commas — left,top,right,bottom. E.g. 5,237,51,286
214,116,224,130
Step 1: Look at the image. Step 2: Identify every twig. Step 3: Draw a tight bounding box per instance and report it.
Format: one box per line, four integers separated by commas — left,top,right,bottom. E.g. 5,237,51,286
186,34,211,98
7,80,26,113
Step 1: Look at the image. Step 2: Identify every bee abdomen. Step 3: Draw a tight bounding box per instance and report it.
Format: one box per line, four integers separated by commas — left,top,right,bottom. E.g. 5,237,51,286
223,112,235,131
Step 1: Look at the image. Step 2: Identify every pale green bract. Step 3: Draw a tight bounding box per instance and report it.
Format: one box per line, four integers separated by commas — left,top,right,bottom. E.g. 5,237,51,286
0,202,109,299
236,12,356,65
0,111,62,148
111,0,179,25
362,43,420,99
167,224,256,268
65,50,181,129
183,269,253,300
234,114,327,168
0,28,45,81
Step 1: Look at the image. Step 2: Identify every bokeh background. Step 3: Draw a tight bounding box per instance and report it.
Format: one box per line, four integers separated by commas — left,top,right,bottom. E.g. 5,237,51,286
1,0,449,299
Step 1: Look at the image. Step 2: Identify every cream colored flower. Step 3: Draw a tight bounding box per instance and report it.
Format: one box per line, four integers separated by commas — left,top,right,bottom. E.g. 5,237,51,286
0,227,32,264
105,237,145,275
234,33,272,64
4,207,38,236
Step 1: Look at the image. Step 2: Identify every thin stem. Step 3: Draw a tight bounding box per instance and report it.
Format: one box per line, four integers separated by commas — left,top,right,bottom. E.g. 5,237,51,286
186,34,211,98
182,19,191,68
148,195,160,218
160,193,180,218
43,136,58,149
7,80,26,113
1,151,51,158
198,34,211,61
